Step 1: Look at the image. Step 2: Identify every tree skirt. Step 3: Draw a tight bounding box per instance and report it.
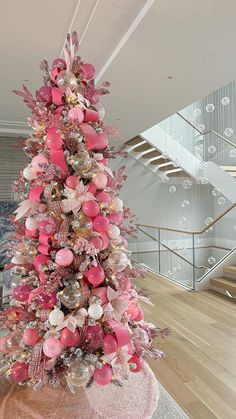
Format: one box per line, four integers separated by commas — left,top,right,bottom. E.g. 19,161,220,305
0,362,158,419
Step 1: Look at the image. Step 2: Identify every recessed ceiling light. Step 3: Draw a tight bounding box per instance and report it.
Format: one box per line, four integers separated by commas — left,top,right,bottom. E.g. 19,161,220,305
167,75,174,80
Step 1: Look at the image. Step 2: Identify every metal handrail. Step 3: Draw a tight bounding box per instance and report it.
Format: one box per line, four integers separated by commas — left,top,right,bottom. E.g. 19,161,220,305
177,112,236,149
137,202,236,235
137,226,207,270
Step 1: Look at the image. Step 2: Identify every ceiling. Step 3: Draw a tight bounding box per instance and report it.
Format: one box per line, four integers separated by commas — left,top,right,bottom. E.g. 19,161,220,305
1,0,236,141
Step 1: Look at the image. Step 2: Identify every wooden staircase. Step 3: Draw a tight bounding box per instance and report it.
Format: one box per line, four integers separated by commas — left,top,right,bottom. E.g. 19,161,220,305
221,166,236,178
126,136,186,177
210,265,236,298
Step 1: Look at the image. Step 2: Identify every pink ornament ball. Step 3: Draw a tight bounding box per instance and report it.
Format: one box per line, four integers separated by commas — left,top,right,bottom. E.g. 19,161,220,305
37,86,52,103
87,182,97,195
43,336,63,358
11,362,29,383
52,58,66,69
92,172,107,189
134,308,144,322
127,301,139,320
68,107,84,124
66,175,80,189
39,220,55,236
93,215,110,232
128,354,144,373
81,63,95,80
0,336,8,354
103,334,118,354
60,328,80,348
87,266,105,287
13,285,31,302
33,254,50,271
98,231,109,250
94,364,113,386
31,154,48,171
96,191,111,204
23,328,40,346
55,248,74,267
38,292,57,309
92,287,108,304
90,236,103,250
82,200,99,218
108,212,124,227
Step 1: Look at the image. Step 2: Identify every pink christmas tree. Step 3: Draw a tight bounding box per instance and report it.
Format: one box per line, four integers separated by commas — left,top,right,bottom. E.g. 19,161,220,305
0,32,168,391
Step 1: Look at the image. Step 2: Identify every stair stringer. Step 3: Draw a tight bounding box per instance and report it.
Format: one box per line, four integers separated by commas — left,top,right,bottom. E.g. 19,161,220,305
195,247,236,290
203,161,236,203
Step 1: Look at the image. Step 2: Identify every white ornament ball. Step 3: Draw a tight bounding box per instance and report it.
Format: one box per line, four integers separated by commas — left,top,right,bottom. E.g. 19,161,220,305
107,225,120,240
110,197,123,211
88,304,103,320
23,166,37,180
49,309,65,326
25,217,38,231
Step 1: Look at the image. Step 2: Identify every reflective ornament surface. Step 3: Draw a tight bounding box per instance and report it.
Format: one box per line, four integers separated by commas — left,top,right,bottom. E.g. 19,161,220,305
182,178,192,189
71,151,92,174
56,70,77,91
206,103,215,112
67,360,93,387
168,185,176,194
217,196,226,205
73,213,92,238
221,96,230,106
60,286,82,309
208,256,216,265
181,200,190,208
224,127,233,137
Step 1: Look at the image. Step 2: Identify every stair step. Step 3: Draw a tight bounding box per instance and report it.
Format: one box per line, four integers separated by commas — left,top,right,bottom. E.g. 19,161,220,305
142,150,162,159
210,276,236,295
126,136,142,146
220,166,236,171
223,265,236,275
227,172,236,177
134,143,152,152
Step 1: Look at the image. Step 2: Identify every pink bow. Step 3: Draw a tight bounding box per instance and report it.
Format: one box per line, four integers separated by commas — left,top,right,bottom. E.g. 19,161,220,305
61,181,95,214
14,199,46,221
103,287,129,322
103,346,130,378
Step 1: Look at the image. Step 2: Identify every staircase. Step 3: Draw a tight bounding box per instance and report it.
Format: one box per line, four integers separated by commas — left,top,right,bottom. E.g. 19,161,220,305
210,266,236,298
221,166,236,178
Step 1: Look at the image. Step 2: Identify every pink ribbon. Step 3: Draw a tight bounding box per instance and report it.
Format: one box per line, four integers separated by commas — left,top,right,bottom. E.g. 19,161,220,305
29,186,44,202
50,150,68,175
108,319,130,348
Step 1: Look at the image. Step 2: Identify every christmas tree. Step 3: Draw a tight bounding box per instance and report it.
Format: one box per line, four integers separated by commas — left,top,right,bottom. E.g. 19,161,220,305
0,32,168,391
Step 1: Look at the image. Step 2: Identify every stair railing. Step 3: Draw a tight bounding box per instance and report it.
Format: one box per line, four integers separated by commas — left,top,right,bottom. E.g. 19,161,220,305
135,202,236,289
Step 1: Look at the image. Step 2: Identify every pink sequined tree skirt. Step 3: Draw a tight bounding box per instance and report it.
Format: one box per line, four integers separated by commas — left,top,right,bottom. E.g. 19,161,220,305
0,363,158,419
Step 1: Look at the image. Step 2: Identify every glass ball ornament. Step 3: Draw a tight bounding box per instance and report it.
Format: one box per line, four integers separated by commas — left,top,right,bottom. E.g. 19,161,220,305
229,149,236,158
96,103,105,120
205,217,213,225
208,256,216,265
5,335,21,352
208,145,216,154
217,196,226,205
193,108,201,118
212,187,221,196
197,124,205,132
93,214,110,232
87,266,105,287
49,308,65,326
221,96,230,106
73,213,93,238
182,178,192,189
38,292,57,309
82,200,99,218
88,303,103,320
110,197,123,212
128,354,144,373
168,185,176,194
70,151,92,174
178,216,187,224
23,328,40,346
206,103,215,113
56,70,77,91
59,286,82,309
92,172,107,189
25,217,38,231
161,175,169,184
175,263,182,272
107,224,120,240
201,177,209,185
107,251,129,272
224,127,233,137
67,360,93,387
181,200,190,208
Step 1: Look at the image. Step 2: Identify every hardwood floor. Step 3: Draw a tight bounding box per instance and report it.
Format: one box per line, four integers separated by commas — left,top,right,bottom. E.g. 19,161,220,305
135,272,236,419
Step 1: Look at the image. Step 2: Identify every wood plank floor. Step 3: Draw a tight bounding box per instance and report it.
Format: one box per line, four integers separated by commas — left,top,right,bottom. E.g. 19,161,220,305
135,272,236,419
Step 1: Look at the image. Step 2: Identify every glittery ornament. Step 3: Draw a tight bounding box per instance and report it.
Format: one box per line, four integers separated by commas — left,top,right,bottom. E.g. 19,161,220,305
67,360,93,387
70,151,92,174
60,286,82,309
